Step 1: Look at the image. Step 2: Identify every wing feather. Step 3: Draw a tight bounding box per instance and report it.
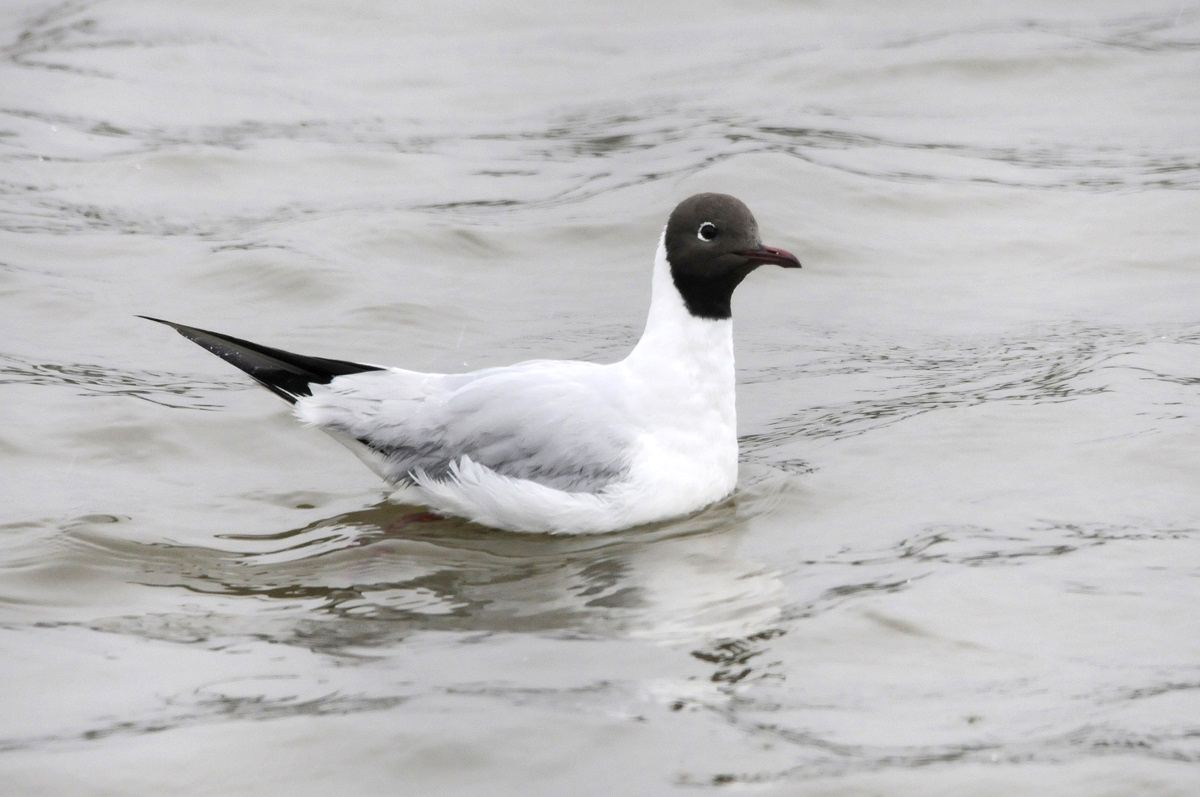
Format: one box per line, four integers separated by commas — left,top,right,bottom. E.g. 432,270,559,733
296,360,635,492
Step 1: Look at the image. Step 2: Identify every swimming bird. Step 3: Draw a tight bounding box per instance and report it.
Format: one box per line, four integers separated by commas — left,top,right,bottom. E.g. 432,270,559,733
144,193,801,533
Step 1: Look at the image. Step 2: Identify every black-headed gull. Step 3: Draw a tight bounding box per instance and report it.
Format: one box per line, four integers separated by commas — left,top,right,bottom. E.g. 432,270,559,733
144,193,801,533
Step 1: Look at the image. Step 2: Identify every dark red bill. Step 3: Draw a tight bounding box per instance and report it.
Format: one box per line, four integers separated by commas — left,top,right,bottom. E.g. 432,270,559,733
737,245,801,269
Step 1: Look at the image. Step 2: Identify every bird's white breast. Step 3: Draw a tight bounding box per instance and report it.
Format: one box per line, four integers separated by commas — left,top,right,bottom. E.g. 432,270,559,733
615,237,740,520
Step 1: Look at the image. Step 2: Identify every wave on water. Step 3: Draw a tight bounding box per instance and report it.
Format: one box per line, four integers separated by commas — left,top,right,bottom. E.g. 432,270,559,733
742,322,1199,450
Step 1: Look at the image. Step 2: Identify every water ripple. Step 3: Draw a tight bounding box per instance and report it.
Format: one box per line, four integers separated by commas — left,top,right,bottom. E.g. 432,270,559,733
743,324,1186,450
0,354,233,408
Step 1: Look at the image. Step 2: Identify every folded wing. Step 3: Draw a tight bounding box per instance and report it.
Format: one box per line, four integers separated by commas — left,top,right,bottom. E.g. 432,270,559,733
141,317,383,402
298,360,635,492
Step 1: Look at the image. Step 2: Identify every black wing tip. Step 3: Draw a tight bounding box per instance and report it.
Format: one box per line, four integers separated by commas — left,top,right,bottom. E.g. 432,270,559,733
137,315,214,344
137,314,173,329
141,314,385,405
137,315,218,340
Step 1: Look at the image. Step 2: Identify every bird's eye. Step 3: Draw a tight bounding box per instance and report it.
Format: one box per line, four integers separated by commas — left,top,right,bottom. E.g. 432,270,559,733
697,222,719,242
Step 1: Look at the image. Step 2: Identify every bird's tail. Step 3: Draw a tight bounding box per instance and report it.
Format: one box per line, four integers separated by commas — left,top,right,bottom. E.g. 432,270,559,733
140,316,383,404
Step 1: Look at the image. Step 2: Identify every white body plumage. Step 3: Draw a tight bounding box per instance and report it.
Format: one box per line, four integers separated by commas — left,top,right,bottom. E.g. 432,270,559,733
148,192,800,534
296,235,739,534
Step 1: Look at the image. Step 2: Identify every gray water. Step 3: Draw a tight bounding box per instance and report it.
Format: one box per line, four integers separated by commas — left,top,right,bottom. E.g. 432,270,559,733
2,1,1199,794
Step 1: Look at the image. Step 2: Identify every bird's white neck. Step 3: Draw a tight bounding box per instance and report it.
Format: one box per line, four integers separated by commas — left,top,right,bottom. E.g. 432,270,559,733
624,232,736,392
618,231,740,507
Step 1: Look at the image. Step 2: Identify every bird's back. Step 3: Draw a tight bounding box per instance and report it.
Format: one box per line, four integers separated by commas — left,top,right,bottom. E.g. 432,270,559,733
296,359,637,492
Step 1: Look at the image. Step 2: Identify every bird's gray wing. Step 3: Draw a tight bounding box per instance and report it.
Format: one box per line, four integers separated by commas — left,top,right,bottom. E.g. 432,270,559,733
296,360,636,492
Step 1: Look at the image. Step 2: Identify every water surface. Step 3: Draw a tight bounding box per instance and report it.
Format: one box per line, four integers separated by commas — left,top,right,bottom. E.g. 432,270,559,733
2,1,1199,794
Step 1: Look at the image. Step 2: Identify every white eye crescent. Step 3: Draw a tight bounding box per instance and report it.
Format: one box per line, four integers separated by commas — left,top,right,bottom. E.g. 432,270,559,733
697,222,719,242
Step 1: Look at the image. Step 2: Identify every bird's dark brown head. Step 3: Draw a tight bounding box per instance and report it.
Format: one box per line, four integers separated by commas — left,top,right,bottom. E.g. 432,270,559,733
663,193,801,320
